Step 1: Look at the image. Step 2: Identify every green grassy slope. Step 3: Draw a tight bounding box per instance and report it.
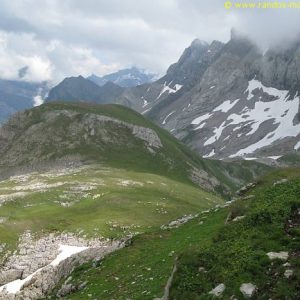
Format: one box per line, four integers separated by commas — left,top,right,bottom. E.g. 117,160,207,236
50,168,300,300
50,207,228,300
171,168,300,299
0,165,222,258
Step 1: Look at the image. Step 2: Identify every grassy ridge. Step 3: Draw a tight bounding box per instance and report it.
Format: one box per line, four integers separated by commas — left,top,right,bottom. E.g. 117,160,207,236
170,168,300,299
5,102,271,196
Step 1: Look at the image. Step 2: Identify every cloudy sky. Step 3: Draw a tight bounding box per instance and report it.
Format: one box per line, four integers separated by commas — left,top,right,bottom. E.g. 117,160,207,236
0,0,299,84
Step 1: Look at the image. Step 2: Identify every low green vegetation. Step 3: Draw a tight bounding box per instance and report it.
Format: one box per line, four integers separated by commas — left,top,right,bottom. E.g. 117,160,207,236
51,207,228,300
0,165,222,257
49,168,300,300
170,168,300,299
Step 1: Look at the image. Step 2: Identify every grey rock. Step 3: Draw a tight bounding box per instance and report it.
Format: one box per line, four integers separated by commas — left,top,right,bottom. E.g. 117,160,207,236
209,283,225,297
284,269,293,278
267,251,289,260
240,283,257,298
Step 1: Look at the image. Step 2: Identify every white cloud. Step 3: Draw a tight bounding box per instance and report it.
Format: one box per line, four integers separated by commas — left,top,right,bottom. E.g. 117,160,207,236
0,0,299,83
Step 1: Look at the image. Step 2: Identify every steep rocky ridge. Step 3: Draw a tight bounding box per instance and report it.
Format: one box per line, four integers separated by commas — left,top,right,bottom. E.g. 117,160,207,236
146,31,300,159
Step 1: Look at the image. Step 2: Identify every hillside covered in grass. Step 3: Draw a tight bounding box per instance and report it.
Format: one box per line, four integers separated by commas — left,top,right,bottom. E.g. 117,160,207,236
0,102,274,299
0,102,270,195
0,165,222,258
50,169,300,300
171,168,300,299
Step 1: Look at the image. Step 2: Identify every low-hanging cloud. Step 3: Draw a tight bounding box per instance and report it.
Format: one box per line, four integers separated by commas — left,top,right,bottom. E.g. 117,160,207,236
0,0,299,83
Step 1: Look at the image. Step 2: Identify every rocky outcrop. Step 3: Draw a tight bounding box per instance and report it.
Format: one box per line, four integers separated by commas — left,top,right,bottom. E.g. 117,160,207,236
189,167,224,192
0,231,126,299
0,109,163,168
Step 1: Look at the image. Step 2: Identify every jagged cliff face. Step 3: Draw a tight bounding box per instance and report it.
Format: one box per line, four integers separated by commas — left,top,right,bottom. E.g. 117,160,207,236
145,33,300,159
112,39,224,114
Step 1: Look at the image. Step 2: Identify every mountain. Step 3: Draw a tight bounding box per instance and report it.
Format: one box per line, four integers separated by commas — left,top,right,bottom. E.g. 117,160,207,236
46,76,124,104
0,102,270,194
0,102,272,299
145,31,300,159
0,78,48,124
88,67,156,87
44,32,300,160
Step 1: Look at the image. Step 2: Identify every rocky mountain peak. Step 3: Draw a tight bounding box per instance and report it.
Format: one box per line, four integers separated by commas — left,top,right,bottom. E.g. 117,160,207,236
190,38,209,48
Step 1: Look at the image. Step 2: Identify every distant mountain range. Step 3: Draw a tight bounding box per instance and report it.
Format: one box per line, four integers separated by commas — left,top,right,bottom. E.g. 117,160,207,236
45,30,300,160
88,67,156,87
0,67,155,124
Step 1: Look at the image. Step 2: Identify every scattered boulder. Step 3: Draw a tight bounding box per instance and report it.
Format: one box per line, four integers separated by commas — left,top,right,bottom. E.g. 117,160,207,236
209,283,225,297
56,283,76,297
242,195,255,200
232,216,245,222
284,269,293,279
267,251,289,260
0,217,7,224
240,283,256,298
236,182,257,196
273,179,288,186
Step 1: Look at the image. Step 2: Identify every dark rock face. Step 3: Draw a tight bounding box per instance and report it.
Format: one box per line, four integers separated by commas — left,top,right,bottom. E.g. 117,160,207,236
145,34,300,159
46,76,124,104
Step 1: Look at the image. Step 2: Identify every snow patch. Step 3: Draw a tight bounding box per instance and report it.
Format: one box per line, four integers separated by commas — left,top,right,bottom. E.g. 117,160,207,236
213,99,239,113
142,99,148,108
162,111,176,125
230,80,300,157
246,79,288,101
157,83,182,99
191,113,212,126
203,149,215,158
191,99,239,130
294,140,300,150
268,156,282,160
50,244,88,267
